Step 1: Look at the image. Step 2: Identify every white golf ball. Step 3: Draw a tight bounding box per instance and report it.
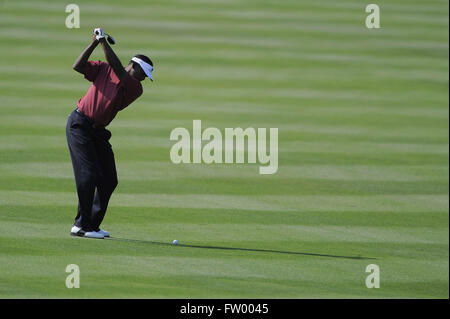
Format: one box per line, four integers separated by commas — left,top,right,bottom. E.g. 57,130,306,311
173,239,178,245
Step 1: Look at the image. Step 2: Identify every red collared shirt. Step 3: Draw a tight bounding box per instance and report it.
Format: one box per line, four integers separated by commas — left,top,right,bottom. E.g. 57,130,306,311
77,60,143,126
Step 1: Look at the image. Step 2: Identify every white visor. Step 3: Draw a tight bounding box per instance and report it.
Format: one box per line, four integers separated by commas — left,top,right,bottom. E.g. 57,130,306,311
131,57,154,81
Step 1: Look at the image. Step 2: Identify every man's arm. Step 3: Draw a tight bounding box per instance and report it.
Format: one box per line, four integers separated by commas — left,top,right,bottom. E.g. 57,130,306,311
73,35,99,74
98,38,127,82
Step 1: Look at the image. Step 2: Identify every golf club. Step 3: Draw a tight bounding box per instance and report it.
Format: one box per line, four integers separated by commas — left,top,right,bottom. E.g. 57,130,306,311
106,33,116,45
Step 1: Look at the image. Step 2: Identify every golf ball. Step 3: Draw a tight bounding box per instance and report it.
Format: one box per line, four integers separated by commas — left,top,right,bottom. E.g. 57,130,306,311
173,240,178,245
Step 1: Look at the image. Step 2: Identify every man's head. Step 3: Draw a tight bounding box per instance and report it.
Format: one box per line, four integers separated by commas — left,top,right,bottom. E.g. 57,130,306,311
126,54,154,82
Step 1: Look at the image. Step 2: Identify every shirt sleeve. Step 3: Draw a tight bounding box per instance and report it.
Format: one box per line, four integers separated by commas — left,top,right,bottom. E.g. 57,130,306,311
84,60,104,82
117,74,143,110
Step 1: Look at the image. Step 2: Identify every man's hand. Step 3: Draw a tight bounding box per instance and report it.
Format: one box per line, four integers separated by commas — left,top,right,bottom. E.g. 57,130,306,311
93,28,105,41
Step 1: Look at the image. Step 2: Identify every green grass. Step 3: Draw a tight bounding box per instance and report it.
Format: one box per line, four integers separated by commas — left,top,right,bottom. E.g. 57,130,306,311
0,0,448,298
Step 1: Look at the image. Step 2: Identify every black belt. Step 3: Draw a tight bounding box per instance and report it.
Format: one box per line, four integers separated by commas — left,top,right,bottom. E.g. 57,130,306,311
76,108,104,129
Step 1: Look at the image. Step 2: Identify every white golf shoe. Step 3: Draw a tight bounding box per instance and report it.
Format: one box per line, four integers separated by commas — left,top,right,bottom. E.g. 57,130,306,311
97,229,110,237
71,226,104,239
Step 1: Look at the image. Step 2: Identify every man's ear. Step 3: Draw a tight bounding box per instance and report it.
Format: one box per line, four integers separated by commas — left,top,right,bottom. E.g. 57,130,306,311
126,62,136,74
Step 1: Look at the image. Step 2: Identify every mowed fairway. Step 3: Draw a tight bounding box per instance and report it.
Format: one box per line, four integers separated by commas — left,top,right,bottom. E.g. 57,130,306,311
0,0,448,298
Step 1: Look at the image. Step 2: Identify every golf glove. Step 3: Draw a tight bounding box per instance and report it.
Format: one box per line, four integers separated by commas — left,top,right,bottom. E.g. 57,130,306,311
93,28,105,40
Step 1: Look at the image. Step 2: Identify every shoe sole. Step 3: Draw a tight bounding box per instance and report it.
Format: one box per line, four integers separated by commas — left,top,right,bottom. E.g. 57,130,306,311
70,232,104,239
97,231,110,237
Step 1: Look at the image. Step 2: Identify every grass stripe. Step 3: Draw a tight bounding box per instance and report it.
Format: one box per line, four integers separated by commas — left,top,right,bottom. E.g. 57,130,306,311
0,190,447,212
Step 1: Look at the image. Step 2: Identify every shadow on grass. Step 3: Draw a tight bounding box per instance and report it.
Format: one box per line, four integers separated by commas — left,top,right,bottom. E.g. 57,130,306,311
107,237,375,260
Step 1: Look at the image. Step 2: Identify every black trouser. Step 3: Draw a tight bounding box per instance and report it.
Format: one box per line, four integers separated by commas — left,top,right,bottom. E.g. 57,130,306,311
66,109,118,232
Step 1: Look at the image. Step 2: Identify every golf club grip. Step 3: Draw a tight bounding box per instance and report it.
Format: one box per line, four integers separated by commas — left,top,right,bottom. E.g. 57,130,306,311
106,34,116,45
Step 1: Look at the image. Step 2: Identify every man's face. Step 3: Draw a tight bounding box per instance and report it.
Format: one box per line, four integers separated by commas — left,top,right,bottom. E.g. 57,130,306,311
131,63,146,81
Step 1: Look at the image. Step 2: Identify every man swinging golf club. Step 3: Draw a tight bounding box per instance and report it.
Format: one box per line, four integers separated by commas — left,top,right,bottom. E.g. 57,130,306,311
67,28,154,239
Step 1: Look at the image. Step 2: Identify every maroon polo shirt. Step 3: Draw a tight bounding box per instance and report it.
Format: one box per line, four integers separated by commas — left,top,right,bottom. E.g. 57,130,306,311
77,60,143,126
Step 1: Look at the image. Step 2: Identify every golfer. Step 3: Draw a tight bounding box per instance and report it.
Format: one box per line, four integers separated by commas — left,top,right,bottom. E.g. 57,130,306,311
66,28,154,239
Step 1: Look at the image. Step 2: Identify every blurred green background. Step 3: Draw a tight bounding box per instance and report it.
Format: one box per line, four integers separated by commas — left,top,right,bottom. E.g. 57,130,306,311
0,0,448,298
